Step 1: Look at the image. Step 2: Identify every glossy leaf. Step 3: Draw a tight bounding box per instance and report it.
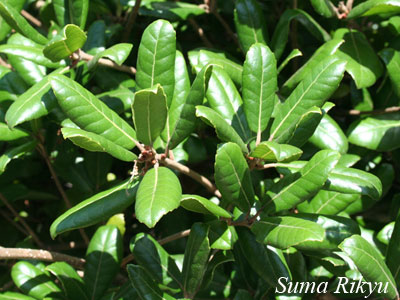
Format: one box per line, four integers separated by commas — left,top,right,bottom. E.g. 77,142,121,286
61,127,137,162
127,264,167,300
50,74,137,149
136,20,176,107
43,24,87,62
0,141,36,175
46,262,88,300
0,292,36,300
339,235,399,299
132,84,167,146
270,57,346,142
311,0,335,17
53,0,89,29
195,105,248,153
98,88,135,114
377,221,394,245
234,0,268,53
263,150,340,213
182,223,210,298
386,213,400,286
0,123,28,141
140,1,205,21
208,220,237,250
333,29,383,89
135,167,182,228
0,45,63,68
271,9,331,60
348,0,400,18
50,179,139,238
84,225,123,300
379,48,400,97
180,194,232,218
0,66,28,102
243,43,277,137
0,0,24,42
11,261,62,299
250,141,302,162
88,43,133,69
206,66,250,142
0,1,48,45
166,64,212,149
215,142,255,212
251,216,325,249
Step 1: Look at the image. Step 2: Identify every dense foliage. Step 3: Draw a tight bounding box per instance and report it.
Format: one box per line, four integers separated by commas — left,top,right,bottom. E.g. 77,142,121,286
1,0,400,299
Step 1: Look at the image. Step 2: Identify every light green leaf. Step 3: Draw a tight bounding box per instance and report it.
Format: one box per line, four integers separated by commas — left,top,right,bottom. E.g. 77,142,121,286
250,141,302,162
348,0,400,18
377,221,394,245
0,45,63,68
0,123,28,141
61,127,137,162
50,179,139,238
0,292,36,300
0,141,36,175
140,1,205,21
135,167,182,228
50,74,137,149
132,84,167,146
136,20,176,107
43,24,87,62
311,0,336,17
243,43,277,138
215,142,255,212
53,0,89,29
339,235,399,300
208,220,237,250
0,0,24,42
181,194,232,218
88,43,133,69
234,0,268,53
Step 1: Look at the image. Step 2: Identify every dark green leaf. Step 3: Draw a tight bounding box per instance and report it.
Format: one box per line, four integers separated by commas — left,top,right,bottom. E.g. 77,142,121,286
180,194,232,218
277,48,302,74
386,214,400,286
0,141,36,175
53,0,89,29
379,48,400,98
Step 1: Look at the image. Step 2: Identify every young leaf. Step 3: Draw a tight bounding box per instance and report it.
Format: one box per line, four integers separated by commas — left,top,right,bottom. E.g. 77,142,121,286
0,122,28,141
334,29,383,89
243,43,277,139
166,64,212,149
215,142,255,212
53,0,89,29
386,213,400,286
181,194,232,218
0,1,48,45
270,57,346,142
234,0,268,53
61,127,137,162
251,216,325,249
43,24,87,62
182,223,210,298
84,225,123,300
339,235,399,300
250,141,303,163
11,261,62,299
348,0,400,18
50,179,139,238
50,74,138,150
136,20,176,107
135,167,182,228
195,105,248,153
46,262,88,300
132,84,168,146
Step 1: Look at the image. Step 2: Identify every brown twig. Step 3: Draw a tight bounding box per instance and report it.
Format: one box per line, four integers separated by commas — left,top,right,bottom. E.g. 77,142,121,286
122,0,142,42
20,10,43,28
0,193,44,248
0,57,11,69
339,106,400,116
0,247,85,270
188,18,213,48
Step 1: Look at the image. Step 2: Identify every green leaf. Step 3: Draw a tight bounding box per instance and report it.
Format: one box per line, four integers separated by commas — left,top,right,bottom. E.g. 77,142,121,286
61,127,137,162
0,292,36,300
215,142,255,212
180,194,232,218
136,20,176,107
234,0,268,53
309,114,348,154
207,66,250,142
0,123,28,141
88,43,133,69
0,66,28,103
339,235,399,299
264,150,341,213
377,221,394,245
347,113,400,151
195,105,248,153
166,64,212,149
311,0,335,17
386,213,400,286
135,167,182,228
250,141,302,162
251,216,325,249
0,141,36,175
333,29,383,89
11,261,62,299
379,48,400,98
270,57,346,142
43,24,87,62
243,43,277,137
52,0,89,29
277,48,302,74
46,262,88,300
0,1,48,45
50,179,139,238
271,9,331,61
0,45,64,68
182,223,210,298
348,0,400,18
0,0,24,42
127,264,167,300
98,88,135,114
140,2,206,21
132,84,167,146
85,225,123,300
282,38,344,93
208,220,237,250
50,74,137,150
130,234,182,287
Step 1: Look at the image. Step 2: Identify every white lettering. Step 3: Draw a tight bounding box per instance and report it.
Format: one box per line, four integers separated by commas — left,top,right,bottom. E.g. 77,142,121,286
275,277,288,294
334,277,349,293
317,281,328,294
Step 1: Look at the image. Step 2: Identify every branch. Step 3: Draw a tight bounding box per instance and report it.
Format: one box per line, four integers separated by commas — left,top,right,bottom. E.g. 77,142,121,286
0,247,85,270
188,18,213,48
21,10,42,28
339,106,400,116
122,0,142,42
